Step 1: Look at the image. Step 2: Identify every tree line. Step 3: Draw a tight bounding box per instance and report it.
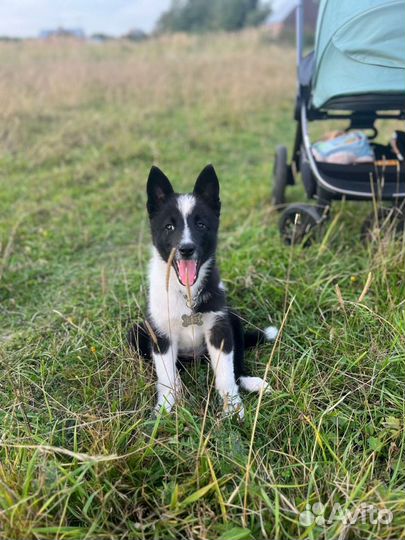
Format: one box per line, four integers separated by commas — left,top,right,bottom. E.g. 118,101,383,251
157,0,271,33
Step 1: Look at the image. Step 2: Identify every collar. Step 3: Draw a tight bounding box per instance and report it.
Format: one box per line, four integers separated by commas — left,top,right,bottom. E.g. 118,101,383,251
183,288,201,310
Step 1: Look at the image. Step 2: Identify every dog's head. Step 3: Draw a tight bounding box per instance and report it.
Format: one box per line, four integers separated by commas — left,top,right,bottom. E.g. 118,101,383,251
146,164,220,287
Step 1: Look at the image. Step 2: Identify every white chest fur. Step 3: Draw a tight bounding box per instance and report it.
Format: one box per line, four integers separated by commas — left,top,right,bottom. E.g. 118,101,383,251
148,248,219,356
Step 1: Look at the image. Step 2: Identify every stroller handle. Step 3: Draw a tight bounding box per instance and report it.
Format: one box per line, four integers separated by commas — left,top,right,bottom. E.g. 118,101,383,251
296,0,304,68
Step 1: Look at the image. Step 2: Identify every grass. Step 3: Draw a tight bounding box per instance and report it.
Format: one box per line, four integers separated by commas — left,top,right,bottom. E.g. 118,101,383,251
0,30,405,539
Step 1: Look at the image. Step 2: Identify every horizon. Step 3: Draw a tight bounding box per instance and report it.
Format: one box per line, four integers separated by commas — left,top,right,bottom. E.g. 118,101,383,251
0,0,278,39
0,0,171,38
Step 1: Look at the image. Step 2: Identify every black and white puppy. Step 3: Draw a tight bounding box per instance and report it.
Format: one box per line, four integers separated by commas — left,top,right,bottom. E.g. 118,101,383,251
129,164,278,418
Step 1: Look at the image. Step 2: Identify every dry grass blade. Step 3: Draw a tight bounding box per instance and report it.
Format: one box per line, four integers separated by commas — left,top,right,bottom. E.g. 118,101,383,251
197,338,225,462
243,297,296,526
0,217,23,282
357,272,373,303
144,319,158,346
0,443,118,463
335,283,345,311
186,272,193,306
166,247,177,292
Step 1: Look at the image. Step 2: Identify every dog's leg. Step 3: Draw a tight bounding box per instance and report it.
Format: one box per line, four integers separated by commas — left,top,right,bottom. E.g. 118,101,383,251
228,311,270,394
205,314,244,419
127,323,152,359
152,335,180,413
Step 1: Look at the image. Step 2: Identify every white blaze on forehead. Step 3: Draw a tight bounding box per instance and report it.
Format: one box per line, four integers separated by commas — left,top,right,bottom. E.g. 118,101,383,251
177,194,196,245
177,194,196,218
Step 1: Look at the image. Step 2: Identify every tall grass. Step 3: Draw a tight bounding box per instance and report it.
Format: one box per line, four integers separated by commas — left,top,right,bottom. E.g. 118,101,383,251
0,30,404,539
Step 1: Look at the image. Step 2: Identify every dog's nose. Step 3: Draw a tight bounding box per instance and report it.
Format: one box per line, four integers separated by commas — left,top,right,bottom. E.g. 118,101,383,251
179,244,195,258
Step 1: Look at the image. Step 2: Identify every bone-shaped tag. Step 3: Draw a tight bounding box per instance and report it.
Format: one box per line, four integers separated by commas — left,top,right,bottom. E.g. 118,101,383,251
182,313,203,327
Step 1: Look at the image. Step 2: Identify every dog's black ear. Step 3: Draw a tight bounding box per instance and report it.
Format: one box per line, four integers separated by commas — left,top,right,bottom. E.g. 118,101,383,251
146,166,174,217
193,164,220,216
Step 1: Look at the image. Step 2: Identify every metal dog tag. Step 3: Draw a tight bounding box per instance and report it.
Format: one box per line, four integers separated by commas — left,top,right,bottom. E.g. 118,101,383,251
182,313,203,327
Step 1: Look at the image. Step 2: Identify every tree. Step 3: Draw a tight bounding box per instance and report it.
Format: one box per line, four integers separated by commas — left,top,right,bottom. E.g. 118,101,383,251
157,0,271,33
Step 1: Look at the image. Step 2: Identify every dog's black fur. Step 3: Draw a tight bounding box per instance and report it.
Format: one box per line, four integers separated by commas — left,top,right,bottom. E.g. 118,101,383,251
128,165,274,390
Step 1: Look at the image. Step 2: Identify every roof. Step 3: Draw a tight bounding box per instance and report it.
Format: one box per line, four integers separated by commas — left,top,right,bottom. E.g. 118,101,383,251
266,0,298,25
39,27,85,39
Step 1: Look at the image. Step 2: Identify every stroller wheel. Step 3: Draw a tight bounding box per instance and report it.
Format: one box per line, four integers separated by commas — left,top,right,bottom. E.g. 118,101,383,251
279,204,323,246
361,206,405,244
271,145,288,209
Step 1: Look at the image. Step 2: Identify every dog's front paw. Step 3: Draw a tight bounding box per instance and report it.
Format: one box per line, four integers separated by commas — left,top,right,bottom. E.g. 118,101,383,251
154,391,177,416
152,401,171,419
222,394,244,421
155,379,182,415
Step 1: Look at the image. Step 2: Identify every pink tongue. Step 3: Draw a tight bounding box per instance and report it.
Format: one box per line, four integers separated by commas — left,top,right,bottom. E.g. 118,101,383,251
178,260,197,286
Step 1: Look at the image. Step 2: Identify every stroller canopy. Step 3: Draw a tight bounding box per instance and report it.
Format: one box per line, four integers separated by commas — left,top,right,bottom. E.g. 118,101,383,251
312,0,405,108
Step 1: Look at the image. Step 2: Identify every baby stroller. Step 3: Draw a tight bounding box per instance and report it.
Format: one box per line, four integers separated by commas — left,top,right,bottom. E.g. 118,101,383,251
272,0,405,244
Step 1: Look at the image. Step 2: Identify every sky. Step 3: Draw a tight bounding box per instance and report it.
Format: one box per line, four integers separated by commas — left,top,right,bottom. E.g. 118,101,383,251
0,0,172,37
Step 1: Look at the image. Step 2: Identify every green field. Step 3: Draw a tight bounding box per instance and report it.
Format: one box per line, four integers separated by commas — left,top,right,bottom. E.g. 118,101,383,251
0,32,404,539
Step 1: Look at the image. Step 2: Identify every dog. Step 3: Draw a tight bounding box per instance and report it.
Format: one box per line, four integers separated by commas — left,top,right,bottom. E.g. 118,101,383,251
128,164,278,418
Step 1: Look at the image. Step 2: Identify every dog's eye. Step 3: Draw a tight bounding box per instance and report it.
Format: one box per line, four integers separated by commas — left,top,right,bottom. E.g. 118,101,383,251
196,221,207,230
165,223,175,231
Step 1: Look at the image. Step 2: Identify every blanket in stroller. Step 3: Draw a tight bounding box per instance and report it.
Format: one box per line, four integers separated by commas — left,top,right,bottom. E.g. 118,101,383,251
312,131,374,164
